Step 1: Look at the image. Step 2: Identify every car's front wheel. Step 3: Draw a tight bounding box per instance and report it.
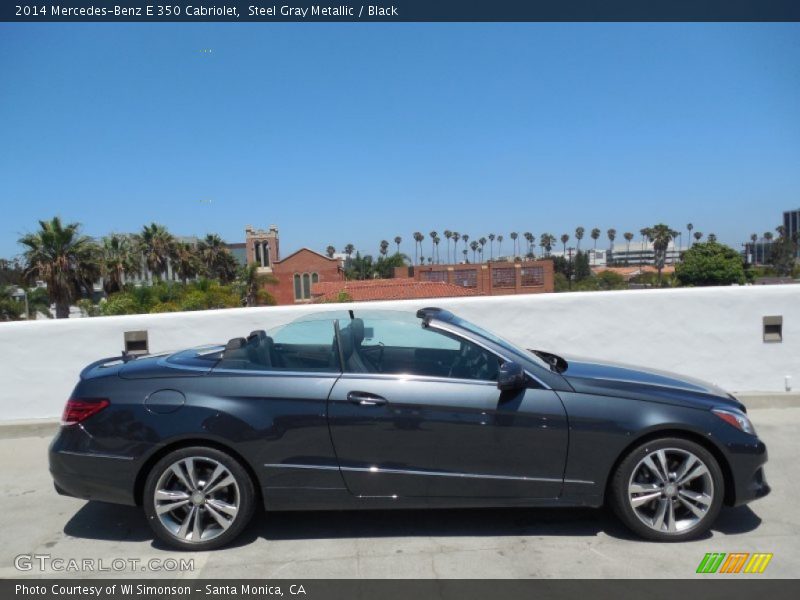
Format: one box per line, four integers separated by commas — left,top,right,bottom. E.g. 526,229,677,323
610,437,724,541
143,446,256,550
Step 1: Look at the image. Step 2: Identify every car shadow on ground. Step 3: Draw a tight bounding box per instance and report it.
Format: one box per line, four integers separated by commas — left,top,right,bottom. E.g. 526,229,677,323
62,502,762,550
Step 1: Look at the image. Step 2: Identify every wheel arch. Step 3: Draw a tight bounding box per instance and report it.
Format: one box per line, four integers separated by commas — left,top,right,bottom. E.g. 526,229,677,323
602,428,736,507
133,438,263,508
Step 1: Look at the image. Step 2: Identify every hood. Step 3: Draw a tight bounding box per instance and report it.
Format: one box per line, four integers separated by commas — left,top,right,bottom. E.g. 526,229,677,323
548,353,743,411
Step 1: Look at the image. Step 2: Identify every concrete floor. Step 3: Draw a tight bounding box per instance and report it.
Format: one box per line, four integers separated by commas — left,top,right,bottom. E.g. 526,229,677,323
1,408,798,579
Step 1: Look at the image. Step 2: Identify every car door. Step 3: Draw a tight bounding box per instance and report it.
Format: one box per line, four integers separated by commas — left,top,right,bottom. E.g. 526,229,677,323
210,317,346,497
327,315,569,499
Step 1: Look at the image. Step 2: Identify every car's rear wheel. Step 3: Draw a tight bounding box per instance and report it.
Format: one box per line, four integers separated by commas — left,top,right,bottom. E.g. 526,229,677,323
610,437,724,541
143,446,256,550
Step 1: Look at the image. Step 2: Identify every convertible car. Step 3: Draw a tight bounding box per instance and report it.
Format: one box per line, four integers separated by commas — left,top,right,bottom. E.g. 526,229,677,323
49,307,769,550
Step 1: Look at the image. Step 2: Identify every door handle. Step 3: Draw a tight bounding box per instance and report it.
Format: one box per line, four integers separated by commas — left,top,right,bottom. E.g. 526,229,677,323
347,391,387,406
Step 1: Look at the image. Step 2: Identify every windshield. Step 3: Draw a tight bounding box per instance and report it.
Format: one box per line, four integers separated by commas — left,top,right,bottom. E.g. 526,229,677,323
448,315,552,370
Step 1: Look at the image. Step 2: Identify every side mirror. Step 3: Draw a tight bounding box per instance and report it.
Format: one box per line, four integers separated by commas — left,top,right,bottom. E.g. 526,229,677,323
497,361,526,391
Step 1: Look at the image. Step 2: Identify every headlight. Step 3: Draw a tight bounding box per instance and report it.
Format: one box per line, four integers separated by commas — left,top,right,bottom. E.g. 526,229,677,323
712,407,756,435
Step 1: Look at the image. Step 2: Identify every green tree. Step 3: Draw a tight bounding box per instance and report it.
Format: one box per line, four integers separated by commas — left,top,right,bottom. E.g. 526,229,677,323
648,223,680,284
197,234,237,282
100,234,138,294
172,242,200,284
675,241,746,287
18,217,100,318
575,226,585,252
325,245,336,258
590,228,601,263
769,232,798,276
623,232,634,265
135,223,175,281
237,264,277,307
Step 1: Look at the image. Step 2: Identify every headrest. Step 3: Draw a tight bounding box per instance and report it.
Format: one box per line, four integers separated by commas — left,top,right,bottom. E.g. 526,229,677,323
248,330,267,342
338,324,354,358
350,318,365,345
225,337,247,351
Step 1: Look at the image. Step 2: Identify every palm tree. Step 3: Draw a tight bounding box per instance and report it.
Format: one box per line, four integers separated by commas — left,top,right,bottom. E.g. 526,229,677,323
510,232,518,258
687,223,694,246
648,224,679,284
523,232,533,258
198,234,236,282
590,228,601,264
443,230,452,263
607,229,617,261
239,263,277,307
412,232,424,264
764,231,774,242
172,242,200,284
429,231,438,262
451,232,460,262
497,234,504,257
750,233,758,264
462,234,470,260
344,243,355,269
575,227,585,252
470,240,479,263
488,233,495,260
692,231,703,244
326,245,336,258
18,217,99,318
623,232,634,265
433,235,441,263
135,223,175,281
537,233,550,257
560,234,570,256
380,240,390,257
394,236,402,254
462,248,468,263
478,237,487,263
100,234,137,294
708,233,718,243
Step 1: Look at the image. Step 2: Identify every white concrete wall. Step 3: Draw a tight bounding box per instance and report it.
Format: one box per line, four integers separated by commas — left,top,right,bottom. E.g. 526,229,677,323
0,286,797,421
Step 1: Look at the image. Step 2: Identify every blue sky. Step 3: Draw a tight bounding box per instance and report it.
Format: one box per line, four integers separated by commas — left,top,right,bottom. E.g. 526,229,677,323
1,23,798,259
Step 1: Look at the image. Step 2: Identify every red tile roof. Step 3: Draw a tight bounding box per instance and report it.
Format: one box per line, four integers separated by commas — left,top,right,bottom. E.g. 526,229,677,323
312,279,481,302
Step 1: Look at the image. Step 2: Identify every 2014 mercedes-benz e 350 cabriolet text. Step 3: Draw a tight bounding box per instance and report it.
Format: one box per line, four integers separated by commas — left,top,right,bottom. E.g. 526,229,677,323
49,308,769,549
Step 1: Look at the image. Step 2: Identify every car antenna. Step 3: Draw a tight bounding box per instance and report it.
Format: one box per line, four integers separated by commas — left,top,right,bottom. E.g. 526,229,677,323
348,310,355,320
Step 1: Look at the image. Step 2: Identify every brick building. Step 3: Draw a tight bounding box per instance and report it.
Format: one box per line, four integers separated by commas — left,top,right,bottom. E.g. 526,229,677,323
236,225,344,305
394,259,554,295
311,279,481,303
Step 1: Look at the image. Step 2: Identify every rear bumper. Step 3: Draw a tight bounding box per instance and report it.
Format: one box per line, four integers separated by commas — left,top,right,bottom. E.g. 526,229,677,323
49,427,139,506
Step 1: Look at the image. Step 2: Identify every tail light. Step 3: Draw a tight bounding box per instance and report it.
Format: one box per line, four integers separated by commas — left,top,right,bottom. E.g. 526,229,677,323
61,398,110,426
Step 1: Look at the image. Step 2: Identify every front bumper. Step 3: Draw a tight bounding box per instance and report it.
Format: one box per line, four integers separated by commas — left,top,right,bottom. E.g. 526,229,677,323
726,437,770,507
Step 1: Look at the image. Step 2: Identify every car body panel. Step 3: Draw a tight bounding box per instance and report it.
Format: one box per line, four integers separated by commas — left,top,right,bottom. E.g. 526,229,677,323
327,374,569,499
49,308,769,522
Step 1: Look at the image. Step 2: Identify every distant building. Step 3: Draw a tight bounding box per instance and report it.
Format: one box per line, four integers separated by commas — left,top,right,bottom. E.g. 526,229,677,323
609,241,681,266
394,259,554,296
262,248,344,304
312,279,481,303
783,208,800,258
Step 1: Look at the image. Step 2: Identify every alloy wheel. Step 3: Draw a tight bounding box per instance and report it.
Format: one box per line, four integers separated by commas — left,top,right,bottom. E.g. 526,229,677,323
153,456,240,543
627,447,714,534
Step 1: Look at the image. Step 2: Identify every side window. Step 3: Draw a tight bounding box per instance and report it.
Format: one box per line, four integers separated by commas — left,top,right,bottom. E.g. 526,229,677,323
340,317,500,381
217,319,339,373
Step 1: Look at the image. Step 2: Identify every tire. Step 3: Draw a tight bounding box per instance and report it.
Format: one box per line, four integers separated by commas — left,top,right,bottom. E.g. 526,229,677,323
143,446,256,550
610,437,724,542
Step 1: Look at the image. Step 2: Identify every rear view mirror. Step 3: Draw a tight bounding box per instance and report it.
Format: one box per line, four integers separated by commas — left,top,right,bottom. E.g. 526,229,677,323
497,361,526,391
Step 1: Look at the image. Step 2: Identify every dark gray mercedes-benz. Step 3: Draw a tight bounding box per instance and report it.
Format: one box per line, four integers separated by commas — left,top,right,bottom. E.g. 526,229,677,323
49,307,769,550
